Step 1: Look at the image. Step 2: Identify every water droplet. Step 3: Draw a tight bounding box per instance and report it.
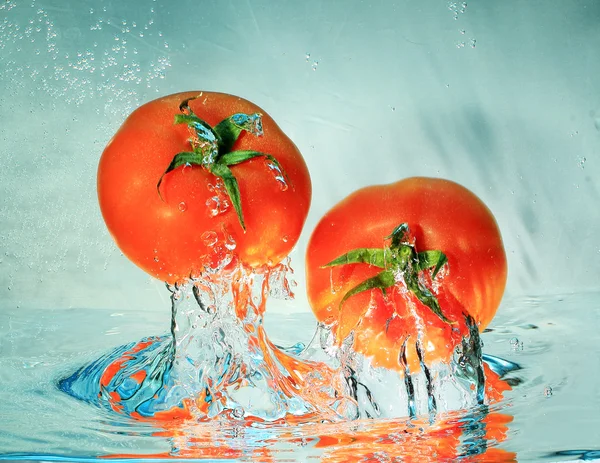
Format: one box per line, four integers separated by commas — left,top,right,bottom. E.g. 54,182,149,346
154,256,159,262
510,337,523,350
266,161,288,191
578,157,586,169
206,197,220,217
178,201,187,212
544,386,553,397
282,235,289,243
223,231,236,250
201,231,218,247
470,38,476,48
232,406,244,419
305,52,311,61
312,60,319,71
230,113,263,137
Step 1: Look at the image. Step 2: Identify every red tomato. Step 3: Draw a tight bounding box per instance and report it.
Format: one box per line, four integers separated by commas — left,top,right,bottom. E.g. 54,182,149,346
98,92,311,283
305,177,507,371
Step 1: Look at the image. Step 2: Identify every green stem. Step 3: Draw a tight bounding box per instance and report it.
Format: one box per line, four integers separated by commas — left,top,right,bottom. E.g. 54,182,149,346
155,95,288,231
322,223,452,324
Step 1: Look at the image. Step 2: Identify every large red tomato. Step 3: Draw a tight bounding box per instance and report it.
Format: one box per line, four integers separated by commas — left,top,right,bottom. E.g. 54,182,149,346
305,177,507,371
98,92,311,283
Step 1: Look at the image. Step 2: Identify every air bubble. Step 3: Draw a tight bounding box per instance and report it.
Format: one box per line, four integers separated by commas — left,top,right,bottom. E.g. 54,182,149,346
232,406,244,419
178,202,187,212
544,386,553,397
201,231,218,247
312,60,319,71
578,157,586,169
510,337,523,351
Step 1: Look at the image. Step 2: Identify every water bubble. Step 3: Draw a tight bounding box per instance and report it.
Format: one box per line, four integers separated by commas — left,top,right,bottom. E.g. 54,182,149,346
578,157,586,169
510,337,523,351
305,52,310,62
153,256,159,262
232,406,244,419
201,231,218,247
178,201,187,212
544,386,553,397
282,235,289,243
312,60,319,71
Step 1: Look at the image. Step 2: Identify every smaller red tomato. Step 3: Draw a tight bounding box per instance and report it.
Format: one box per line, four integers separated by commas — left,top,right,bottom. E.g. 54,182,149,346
306,177,507,371
98,92,312,283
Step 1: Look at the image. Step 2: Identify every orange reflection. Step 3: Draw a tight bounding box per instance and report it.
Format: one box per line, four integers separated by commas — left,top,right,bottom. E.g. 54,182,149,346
105,363,515,462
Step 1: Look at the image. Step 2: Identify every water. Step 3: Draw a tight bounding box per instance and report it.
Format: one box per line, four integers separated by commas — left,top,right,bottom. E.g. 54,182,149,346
56,261,490,423
1,290,599,461
2,0,600,461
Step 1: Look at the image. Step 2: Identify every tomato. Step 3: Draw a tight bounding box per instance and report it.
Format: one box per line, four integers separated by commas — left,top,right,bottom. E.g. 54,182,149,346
98,92,311,283
305,177,507,371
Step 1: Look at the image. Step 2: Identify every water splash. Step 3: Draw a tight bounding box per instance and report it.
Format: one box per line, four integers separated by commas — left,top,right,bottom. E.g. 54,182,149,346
60,261,347,422
60,260,497,425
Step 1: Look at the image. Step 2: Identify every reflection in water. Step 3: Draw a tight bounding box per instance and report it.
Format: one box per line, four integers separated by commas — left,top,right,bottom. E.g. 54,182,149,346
59,258,519,460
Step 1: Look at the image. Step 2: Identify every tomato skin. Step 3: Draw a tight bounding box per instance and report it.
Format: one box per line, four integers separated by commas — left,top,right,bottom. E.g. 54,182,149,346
305,177,507,370
98,92,311,283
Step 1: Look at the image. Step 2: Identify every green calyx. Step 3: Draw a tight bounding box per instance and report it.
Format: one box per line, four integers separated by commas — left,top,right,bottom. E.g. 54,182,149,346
322,223,452,324
157,96,287,231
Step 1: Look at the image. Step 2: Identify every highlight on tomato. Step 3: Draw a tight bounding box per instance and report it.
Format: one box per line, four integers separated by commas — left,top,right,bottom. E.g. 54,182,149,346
98,91,311,284
305,177,507,371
